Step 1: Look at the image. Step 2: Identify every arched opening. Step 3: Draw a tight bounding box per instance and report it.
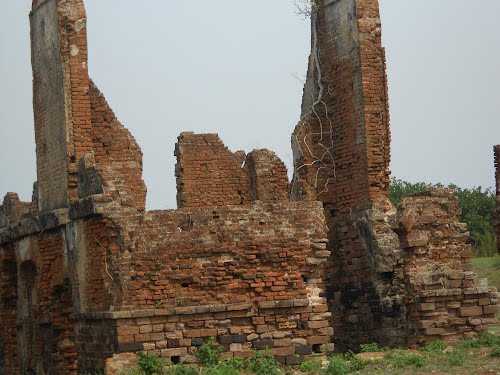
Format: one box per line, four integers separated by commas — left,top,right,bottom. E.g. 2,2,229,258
0,259,18,374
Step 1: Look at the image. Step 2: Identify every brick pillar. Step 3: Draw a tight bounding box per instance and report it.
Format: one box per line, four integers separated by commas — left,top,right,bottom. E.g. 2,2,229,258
292,0,390,207
292,0,400,350
495,145,500,254
30,0,93,213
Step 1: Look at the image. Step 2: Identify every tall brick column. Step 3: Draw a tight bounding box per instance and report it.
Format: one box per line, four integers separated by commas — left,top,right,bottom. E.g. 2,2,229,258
292,0,498,350
30,0,93,212
292,0,401,350
292,0,391,206
495,145,500,254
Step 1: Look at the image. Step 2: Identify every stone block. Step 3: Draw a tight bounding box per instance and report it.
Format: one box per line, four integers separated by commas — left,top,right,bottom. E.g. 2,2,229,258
460,306,483,317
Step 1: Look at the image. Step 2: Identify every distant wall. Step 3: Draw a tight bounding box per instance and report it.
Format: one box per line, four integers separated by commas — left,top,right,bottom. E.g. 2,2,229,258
398,190,498,344
495,145,500,254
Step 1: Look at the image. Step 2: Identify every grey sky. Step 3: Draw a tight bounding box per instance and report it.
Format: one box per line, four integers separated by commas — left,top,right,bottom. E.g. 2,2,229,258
1,1,499,209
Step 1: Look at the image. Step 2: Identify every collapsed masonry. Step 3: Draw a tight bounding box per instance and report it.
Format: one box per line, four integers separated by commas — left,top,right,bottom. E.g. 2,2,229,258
0,0,497,374
495,145,500,254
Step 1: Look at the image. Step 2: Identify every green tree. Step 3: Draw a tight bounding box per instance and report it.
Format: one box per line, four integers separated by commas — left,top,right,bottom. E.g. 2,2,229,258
389,178,497,257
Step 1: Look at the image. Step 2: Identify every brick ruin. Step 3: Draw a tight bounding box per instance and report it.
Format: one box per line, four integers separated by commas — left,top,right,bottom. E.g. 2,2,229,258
495,145,500,254
0,0,497,374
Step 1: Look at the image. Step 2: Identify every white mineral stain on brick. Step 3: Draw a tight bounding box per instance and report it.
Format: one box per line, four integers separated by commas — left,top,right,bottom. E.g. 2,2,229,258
70,44,79,56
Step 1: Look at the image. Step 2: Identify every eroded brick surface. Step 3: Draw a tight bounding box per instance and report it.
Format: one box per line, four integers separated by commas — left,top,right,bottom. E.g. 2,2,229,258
292,0,498,350
495,145,500,254
175,133,252,208
0,0,497,374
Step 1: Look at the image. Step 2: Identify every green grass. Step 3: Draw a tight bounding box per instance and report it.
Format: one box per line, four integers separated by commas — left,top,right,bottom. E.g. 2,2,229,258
471,256,500,291
471,255,500,336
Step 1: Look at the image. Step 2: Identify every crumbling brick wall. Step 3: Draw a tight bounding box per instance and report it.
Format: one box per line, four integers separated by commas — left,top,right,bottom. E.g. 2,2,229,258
1,3,335,372
292,0,497,350
176,134,290,208
88,81,147,211
398,190,498,345
1,0,498,373
245,150,289,202
495,145,500,254
123,202,327,309
175,133,252,208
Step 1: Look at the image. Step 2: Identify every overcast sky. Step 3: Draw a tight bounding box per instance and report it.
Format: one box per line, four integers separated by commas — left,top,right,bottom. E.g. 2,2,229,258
1,0,499,209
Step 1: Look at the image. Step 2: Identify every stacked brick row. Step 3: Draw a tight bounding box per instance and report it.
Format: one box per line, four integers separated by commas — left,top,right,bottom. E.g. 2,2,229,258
105,300,333,370
399,190,498,345
495,145,500,254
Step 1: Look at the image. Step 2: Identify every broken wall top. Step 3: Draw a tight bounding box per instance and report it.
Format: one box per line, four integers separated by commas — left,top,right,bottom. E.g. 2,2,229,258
495,145,500,197
29,0,146,214
176,133,289,209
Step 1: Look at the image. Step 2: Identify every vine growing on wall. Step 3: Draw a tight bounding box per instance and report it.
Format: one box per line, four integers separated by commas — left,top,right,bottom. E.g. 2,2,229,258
292,0,337,198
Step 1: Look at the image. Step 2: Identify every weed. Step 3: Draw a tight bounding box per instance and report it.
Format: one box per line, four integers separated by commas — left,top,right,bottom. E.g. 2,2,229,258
196,338,223,367
164,365,199,375
386,350,426,369
298,358,322,373
138,352,167,375
247,350,282,375
458,332,500,350
203,358,246,375
324,356,349,375
446,348,466,367
422,340,447,354
490,346,500,358
359,343,382,353
344,352,366,372
478,332,500,347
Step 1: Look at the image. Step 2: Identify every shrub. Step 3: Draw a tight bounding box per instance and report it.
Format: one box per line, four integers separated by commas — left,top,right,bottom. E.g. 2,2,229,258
490,346,500,358
137,352,166,375
422,340,447,354
203,358,245,375
477,332,500,347
324,356,349,375
359,343,382,353
196,338,223,367
446,349,466,367
203,367,237,375
458,332,500,350
247,350,282,375
165,365,199,375
386,350,426,369
298,358,322,373
389,178,497,257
